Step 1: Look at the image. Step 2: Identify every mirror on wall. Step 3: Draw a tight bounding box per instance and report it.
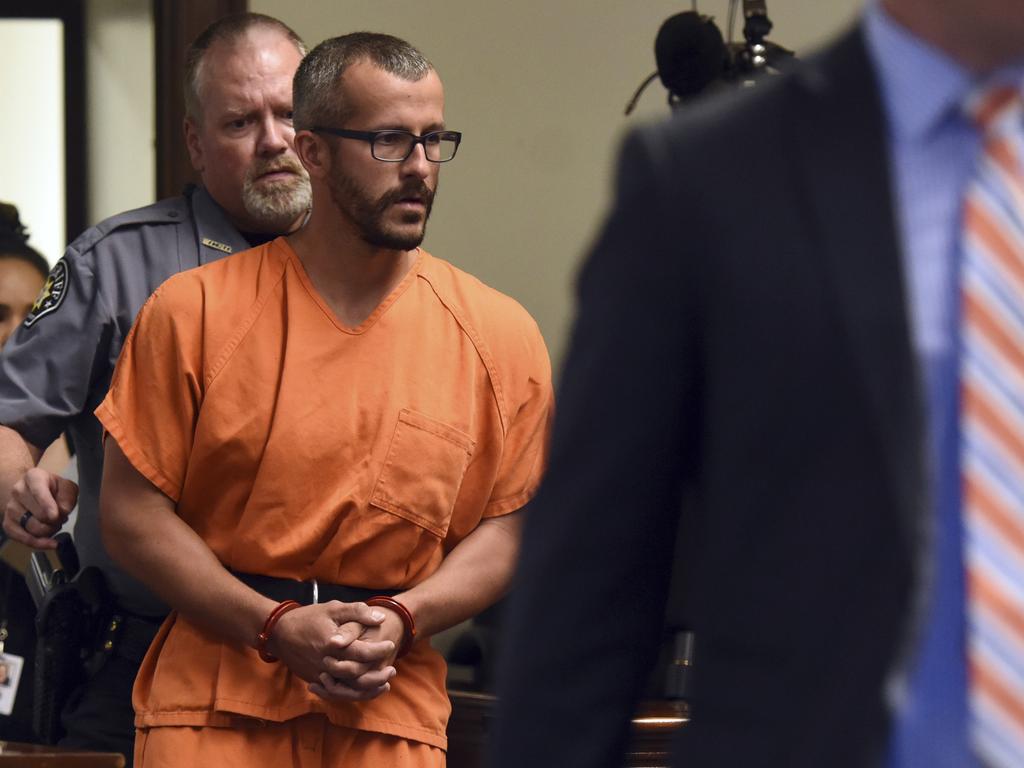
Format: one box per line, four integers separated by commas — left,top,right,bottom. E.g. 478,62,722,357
1,19,65,265
0,1,85,267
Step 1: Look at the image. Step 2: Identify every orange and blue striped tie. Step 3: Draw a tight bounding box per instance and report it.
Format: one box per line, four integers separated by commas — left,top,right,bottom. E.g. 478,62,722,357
962,83,1024,768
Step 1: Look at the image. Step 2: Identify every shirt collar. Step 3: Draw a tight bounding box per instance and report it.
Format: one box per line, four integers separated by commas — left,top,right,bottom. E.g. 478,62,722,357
863,1,974,141
190,185,251,264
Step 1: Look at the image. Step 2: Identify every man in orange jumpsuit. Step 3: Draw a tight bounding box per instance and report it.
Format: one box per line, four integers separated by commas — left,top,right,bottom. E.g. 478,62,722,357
96,32,553,767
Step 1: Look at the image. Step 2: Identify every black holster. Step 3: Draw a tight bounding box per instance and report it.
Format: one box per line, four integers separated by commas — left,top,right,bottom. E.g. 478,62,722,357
32,565,110,744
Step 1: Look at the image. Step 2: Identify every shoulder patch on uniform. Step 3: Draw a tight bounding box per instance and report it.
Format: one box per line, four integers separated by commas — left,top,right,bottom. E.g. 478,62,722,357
24,259,69,328
201,238,233,254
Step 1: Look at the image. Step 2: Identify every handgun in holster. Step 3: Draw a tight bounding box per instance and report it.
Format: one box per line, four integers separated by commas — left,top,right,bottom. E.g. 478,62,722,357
27,533,110,745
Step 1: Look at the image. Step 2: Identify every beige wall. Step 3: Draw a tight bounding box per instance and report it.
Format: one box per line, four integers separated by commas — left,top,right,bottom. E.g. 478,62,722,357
6,1,865,357
58,0,862,655
85,0,155,225
68,1,865,365
252,0,863,370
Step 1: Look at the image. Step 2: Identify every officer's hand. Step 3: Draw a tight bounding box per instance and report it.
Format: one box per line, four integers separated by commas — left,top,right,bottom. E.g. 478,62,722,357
3,468,78,549
267,601,396,701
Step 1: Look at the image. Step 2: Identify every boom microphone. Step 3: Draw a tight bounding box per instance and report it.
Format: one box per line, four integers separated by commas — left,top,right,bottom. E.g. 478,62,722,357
625,12,728,115
655,12,729,103
624,4,795,116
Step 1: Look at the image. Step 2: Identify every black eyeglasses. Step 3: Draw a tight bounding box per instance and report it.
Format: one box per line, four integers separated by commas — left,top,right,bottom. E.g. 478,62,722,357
311,128,462,163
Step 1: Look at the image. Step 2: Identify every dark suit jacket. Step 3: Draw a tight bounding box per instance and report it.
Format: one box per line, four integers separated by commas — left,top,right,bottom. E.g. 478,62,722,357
489,24,929,768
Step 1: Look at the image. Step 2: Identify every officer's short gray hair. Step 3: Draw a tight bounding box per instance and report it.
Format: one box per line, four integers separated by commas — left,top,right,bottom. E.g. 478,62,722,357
293,32,433,131
184,13,306,122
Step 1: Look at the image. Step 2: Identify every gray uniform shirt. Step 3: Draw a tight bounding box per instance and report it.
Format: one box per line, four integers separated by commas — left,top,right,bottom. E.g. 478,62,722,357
0,186,251,616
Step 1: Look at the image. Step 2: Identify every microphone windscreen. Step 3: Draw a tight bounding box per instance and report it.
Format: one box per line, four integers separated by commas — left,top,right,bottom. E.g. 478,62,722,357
655,12,728,100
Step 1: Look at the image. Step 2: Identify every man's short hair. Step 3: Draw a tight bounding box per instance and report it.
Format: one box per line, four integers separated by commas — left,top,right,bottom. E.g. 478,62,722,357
293,32,433,131
184,12,306,121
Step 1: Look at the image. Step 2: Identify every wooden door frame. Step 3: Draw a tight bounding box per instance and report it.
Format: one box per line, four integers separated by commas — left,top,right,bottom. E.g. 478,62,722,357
153,0,247,201
2,0,86,244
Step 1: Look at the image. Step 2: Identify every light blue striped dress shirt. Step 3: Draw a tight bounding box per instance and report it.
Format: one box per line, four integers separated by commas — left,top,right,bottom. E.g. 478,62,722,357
864,3,1024,765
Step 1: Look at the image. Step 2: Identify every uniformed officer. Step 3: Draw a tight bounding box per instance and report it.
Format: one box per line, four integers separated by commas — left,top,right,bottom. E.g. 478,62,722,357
0,13,309,763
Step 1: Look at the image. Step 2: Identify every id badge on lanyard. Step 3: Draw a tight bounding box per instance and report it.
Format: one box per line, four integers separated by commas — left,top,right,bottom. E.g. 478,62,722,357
0,621,25,716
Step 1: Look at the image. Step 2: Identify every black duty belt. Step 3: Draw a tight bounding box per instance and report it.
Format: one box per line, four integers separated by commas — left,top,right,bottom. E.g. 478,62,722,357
110,613,164,664
232,571,398,606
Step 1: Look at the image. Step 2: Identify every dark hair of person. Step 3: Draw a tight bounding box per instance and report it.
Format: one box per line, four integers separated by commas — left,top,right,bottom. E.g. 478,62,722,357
293,32,432,131
0,203,50,280
183,12,307,121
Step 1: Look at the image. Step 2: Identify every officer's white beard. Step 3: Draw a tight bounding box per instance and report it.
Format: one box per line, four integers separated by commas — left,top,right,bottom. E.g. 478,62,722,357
242,157,312,232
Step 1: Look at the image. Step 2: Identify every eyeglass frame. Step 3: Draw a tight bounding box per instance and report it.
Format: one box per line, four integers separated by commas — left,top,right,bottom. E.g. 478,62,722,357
310,127,463,163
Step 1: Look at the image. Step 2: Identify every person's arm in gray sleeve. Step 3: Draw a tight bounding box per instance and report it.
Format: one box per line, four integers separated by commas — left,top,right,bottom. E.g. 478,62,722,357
0,250,109,549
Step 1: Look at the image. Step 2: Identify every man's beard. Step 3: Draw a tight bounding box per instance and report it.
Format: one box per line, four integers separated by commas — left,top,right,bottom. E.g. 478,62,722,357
242,156,312,232
327,169,435,251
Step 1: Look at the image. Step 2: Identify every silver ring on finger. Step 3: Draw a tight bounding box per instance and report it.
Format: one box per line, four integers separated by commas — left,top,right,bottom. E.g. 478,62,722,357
18,510,33,531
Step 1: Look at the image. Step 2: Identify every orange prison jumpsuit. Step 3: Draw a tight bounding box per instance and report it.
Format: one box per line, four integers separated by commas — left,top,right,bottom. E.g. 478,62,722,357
96,239,553,766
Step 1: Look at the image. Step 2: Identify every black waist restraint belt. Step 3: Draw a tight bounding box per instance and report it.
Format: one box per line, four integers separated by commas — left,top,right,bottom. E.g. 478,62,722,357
232,571,398,606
